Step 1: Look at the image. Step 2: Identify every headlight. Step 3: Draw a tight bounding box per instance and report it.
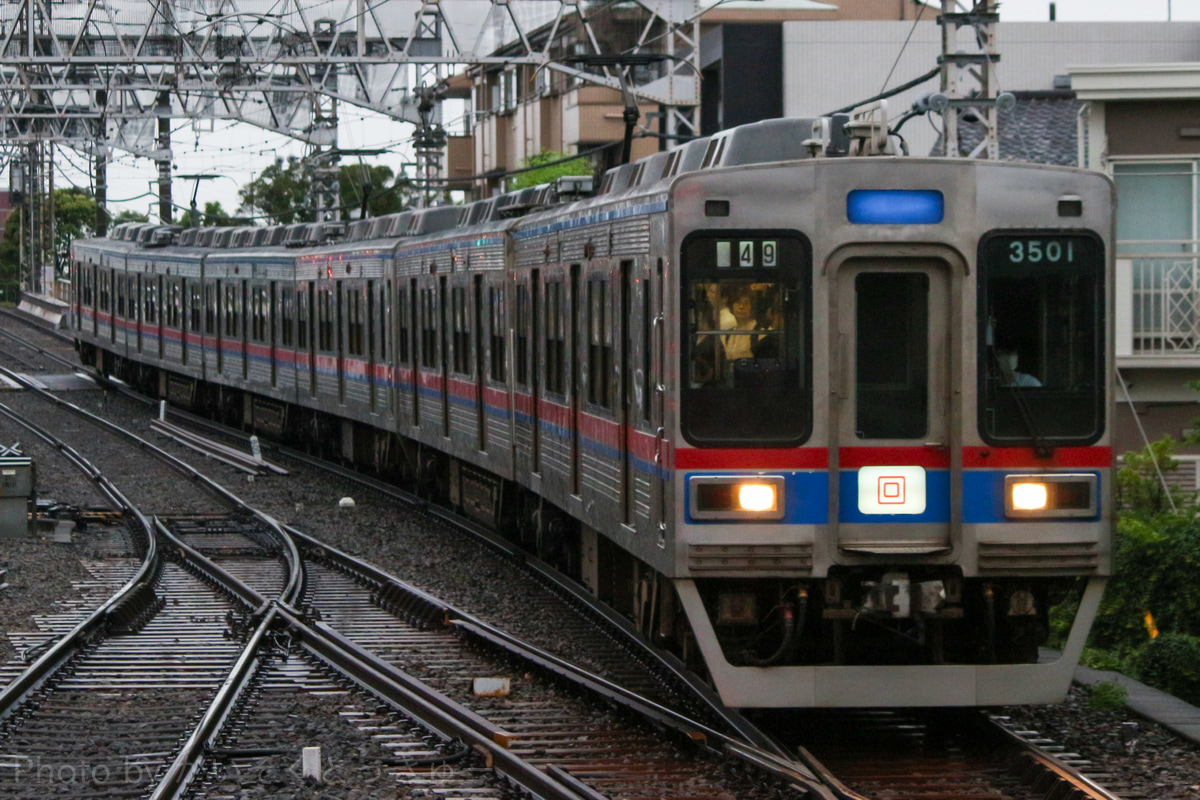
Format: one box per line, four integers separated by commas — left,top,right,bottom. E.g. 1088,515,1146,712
1004,474,1098,519
1011,482,1048,511
738,483,777,512
689,475,785,520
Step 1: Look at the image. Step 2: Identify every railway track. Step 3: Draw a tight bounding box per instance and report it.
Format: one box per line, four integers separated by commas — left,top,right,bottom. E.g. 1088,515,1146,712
774,708,1134,800
0,312,1142,800
0,350,834,798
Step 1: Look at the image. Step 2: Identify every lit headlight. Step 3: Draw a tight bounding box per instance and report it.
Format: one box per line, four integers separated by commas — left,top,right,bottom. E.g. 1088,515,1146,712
738,483,777,512
689,475,785,520
1004,474,1098,519
1011,482,1048,511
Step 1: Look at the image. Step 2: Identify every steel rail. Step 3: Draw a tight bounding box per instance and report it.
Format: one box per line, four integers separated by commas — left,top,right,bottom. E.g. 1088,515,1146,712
0,364,307,605
144,396,794,756
149,606,281,800
147,520,600,800
989,715,1129,800
286,524,836,798
0,401,160,724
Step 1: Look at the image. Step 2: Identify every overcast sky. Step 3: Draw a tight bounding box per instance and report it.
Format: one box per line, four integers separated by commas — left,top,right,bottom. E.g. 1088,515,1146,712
66,0,1200,222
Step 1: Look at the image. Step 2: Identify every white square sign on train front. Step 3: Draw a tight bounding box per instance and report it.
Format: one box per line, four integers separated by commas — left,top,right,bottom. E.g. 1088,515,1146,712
857,465,927,515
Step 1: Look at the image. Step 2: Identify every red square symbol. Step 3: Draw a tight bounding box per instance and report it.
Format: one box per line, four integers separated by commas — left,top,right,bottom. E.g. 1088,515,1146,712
878,476,906,504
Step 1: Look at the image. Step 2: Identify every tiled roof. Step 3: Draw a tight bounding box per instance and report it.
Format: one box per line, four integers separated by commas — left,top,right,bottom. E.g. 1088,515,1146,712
928,90,1081,165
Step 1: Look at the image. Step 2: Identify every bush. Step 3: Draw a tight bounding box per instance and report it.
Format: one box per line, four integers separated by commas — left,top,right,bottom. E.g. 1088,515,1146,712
1131,633,1200,706
1089,515,1200,652
1080,647,1127,672
1086,680,1128,711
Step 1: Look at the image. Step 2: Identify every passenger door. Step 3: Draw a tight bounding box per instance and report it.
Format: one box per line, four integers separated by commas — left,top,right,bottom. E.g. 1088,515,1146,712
833,256,957,556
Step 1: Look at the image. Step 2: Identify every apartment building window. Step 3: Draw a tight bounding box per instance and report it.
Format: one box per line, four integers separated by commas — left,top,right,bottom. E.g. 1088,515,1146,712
1115,161,1200,353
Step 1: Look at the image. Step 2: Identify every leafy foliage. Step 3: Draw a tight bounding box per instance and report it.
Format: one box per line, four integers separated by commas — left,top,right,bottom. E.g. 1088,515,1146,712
509,150,594,191
1090,514,1200,652
1131,633,1200,705
239,158,414,224
179,201,245,228
112,210,149,224
1115,436,1194,512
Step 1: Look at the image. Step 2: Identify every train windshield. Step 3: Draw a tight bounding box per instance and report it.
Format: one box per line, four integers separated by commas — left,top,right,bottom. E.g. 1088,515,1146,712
978,231,1106,447
681,233,811,447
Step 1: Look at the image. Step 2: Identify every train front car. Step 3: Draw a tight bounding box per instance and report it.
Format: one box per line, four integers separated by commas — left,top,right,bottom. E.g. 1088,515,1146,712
668,156,1113,708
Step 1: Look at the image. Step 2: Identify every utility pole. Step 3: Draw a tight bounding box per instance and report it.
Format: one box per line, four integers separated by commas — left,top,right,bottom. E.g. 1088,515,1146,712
413,83,447,208
939,0,1010,159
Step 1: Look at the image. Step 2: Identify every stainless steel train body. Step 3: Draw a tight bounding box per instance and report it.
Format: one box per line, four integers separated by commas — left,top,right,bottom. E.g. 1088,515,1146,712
70,116,1115,708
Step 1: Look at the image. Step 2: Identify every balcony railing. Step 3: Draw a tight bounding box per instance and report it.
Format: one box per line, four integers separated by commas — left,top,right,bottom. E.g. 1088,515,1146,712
1117,241,1200,355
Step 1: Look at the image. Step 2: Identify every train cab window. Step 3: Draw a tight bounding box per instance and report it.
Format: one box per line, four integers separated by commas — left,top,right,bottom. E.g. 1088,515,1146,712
978,231,1105,446
489,285,506,383
682,233,811,447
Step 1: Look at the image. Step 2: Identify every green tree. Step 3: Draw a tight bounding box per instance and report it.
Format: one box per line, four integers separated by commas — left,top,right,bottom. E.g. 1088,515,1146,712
53,188,97,278
1115,436,1193,513
179,201,245,228
339,164,414,218
240,158,416,224
509,150,594,191
239,157,310,224
0,208,19,304
112,209,149,224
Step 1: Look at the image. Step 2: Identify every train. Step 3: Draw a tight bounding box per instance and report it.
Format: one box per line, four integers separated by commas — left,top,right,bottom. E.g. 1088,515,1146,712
68,113,1115,708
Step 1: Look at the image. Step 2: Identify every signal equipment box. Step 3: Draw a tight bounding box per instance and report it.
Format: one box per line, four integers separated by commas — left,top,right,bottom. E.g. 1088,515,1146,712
0,444,33,538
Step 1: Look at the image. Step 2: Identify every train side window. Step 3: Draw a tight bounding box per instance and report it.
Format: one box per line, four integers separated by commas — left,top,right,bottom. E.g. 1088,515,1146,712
451,285,470,374
420,287,438,369
978,231,1105,445
587,277,612,409
224,284,240,338
681,232,811,447
296,285,309,350
489,285,506,383
347,289,364,357
378,281,389,361
397,287,411,364
280,291,294,347
515,283,530,387
317,287,334,351
545,280,566,395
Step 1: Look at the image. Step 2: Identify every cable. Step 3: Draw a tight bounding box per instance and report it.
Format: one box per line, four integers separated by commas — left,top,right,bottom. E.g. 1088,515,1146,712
879,1,930,95
826,65,940,116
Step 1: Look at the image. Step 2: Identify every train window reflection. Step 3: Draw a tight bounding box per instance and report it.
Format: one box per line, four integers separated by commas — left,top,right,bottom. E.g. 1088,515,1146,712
681,231,811,448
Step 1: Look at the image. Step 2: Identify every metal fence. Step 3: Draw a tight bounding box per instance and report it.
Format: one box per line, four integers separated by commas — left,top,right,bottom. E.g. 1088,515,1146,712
1122,244,1200,353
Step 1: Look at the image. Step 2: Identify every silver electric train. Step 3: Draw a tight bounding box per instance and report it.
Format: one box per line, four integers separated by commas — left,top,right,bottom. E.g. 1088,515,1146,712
70,115,1114,708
